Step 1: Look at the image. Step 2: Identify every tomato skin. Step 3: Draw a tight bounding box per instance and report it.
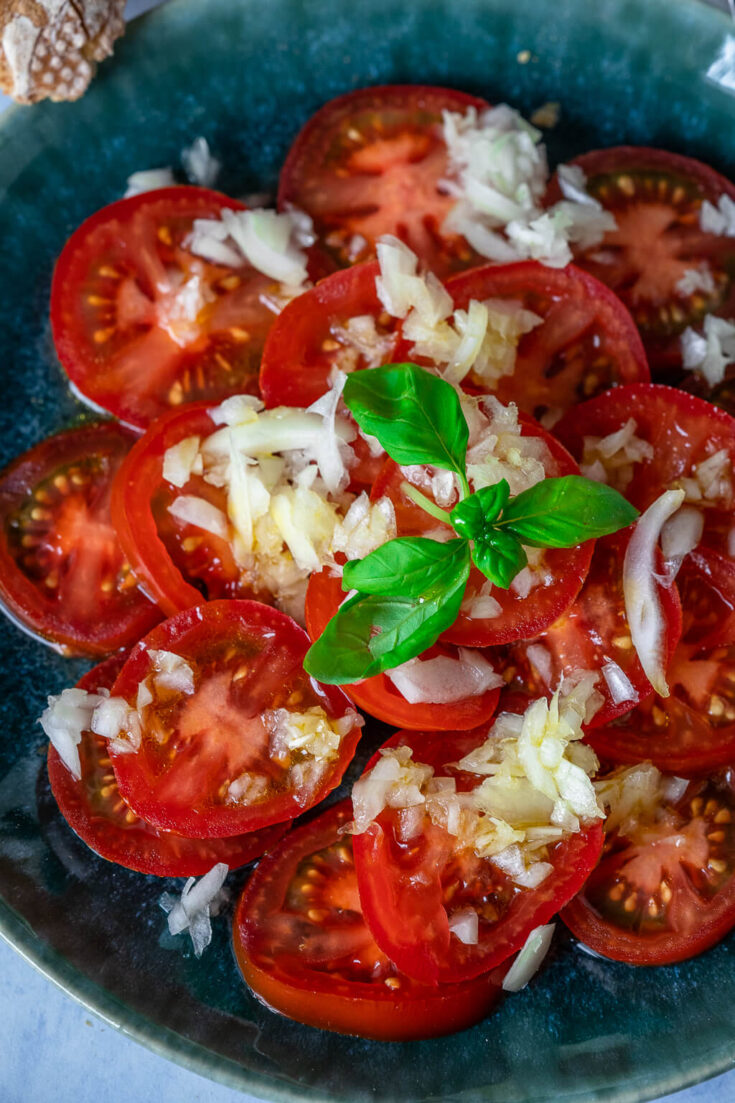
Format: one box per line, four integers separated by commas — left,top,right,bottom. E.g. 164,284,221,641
51,187,278,430
110,401,222,617
504,531,683,728
589,548,735,774
352,727,604,984
562,768,735,965
304,567,501,730
259,261,397,408
544,147,735,375
370,417,593,647
233,800,505,1039
47,655,288,876
397,261,649,422
278,85,489,277
110,600,362,838
0,422,161,656
553,382,735,551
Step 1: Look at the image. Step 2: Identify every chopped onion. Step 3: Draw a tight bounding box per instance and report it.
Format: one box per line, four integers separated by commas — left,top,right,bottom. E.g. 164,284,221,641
148,649,196,695
681,315,735,387
660,505,704,579
159,862,228,958
167,495,229,539
623,489,686,697
39,687,105,780
525,643,552,686
601,661,636,706
699,194,735,236
502,923,556,992
385,649,503,704
124,167,176,198
448,907,479,945
181,136,220,188
162,435,202,488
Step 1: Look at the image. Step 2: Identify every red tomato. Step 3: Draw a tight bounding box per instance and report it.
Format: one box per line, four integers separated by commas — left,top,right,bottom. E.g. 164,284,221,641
110,601,362,838
0,423,161,656
553,382,735,554
278,85,489,277
110,402,242,617
589,548,735,773
544,147,735,374
233,800,506,1039
370,416,593,647
259,261,398,408
423,261,648,423
47,655,288,876
51,187,283,429
304,566,501,730
562,766,735,965
352,727,603,984
504,531,683,728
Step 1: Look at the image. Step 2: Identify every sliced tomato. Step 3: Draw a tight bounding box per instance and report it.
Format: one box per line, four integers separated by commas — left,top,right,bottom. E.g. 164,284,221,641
553,382,735,554
109,600,362,838
562,766,735,965
259,261,398,407
370,417,593,647
544,147,735,374
305,567,500,730
51,187,286,430
0,423,161,656
400,261,648,423
504,531,682,728
278,85,488,278
352,727,603,984
47,655,288,876
110,402,242,616
590,548,735,773
233,800,506,1039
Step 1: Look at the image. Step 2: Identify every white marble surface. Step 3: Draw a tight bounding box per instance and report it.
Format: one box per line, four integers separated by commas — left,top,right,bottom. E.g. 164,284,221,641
2,1,735,1101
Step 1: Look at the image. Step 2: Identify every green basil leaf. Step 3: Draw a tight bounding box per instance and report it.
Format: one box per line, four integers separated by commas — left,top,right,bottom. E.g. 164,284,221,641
303,561,470,684
500,476,639,547
450,480,510,540
343,363,469,476
342,537,470,598
472,530,528,589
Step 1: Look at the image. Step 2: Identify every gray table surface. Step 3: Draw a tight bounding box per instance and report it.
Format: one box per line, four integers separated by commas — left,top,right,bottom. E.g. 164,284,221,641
2,1,735,1100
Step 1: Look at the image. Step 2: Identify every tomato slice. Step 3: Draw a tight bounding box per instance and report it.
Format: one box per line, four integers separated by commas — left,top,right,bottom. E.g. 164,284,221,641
233,800,506,1039
51,187,284,429
47,655,288,876
0,422,161,656
544,147,735,374
370,416,593,647
110,402,243,617
562,766,735,965
304,566,501,731
259,261,398,408
419,261,648,423
504,531,683,728
352,727,603,984
553,382,735,554
109,600,362,838
278,85,489,277
590,548,735,773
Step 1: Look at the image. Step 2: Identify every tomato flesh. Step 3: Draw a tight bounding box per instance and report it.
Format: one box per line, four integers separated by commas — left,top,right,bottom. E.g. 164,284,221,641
110,600,362,838
353,727,603,984
590,548,735,773
51,187,283,429
47,655,288,876
278,85,489,277
544,148,735,374
233,800,505,1039
562,767,735,964
0,422,161,655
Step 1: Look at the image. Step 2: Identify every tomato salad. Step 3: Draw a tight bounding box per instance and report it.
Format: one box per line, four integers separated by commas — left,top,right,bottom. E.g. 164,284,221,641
12,86,735,1042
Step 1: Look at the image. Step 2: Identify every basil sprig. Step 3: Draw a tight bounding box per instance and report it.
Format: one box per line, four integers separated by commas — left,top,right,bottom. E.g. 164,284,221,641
304,364,638,685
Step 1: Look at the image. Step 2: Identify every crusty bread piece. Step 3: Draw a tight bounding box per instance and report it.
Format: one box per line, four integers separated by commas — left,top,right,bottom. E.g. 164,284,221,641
0,0,126,103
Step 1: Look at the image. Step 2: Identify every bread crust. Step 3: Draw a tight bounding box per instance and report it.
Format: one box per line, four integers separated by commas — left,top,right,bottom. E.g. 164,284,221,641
0,0,126,103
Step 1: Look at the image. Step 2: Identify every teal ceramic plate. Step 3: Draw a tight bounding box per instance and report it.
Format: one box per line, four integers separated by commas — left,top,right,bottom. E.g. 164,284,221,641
1,0,735,1099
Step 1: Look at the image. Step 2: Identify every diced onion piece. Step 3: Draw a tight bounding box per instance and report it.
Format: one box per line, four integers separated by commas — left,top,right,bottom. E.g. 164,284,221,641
39,687,105,780
681,315,735,387
502,924,556,992
385,649,503,704
162,435,202,488
525,644,553,686
660,505,704,579
601,661,636,706
159,862,229,958
181,136,220,188
448,907,479,945
124,168,176,198
167,495,229,539
623,489,686,698
148,649,196,695
699,194,735,236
